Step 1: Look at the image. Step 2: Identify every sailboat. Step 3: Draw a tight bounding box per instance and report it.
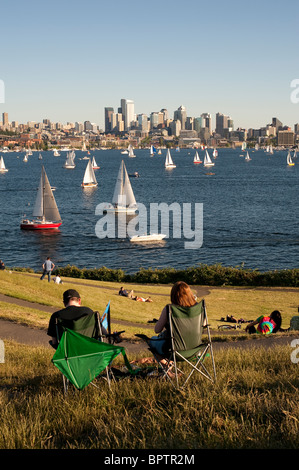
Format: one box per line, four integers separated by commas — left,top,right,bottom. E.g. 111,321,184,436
0,156,8,173
53,149,60,157
193,151,202,164
165,149,176,169
104,160,138,214
23,152,29,162
91,156,100,169
287,151,295,166
245,151,251,161
20,166,62,230
213,148,218,158
203,150,215,167
128,144,136,158
81,159,98,187
241,142,247,151
150,145,156,156
38,153,43,160
63,150,76,169
121,149,128,154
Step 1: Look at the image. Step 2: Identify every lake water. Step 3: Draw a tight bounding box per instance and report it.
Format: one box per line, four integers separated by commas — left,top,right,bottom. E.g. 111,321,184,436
0,147,298,273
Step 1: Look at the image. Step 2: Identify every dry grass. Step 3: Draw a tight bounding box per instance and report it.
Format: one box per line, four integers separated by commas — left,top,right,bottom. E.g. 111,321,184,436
0,340,298,449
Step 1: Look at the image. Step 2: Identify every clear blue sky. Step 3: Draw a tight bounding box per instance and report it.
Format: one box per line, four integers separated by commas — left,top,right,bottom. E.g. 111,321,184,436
1,0,298,130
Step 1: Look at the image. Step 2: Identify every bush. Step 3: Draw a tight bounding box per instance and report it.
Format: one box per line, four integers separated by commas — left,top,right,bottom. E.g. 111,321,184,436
52,264,299,287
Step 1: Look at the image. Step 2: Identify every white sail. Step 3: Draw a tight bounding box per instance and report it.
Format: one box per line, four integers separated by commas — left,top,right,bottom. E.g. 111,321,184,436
287,151,294,165
82,159,97,186
123,165,137,207
165,149,176,168
203,150,214,167
63,150,76,168
193,151,201,163
245,151,251,161
213,148,218,157
91,156,99,168
128,144,136,158
0,156,8,172
111,160,137,211
33,166,61,221
150,145,156,156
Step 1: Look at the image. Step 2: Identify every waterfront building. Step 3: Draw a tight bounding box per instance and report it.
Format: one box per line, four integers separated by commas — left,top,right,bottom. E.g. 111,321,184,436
277,130,294,146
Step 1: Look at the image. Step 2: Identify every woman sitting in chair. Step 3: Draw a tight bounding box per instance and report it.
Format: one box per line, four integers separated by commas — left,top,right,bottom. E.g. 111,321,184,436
149,281,198,357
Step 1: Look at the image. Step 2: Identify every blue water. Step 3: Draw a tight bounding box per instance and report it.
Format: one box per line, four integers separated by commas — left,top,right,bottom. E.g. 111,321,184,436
0,148,298,273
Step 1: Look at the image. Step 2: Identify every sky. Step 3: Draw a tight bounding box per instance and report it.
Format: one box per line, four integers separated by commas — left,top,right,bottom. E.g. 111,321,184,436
1,0,298,130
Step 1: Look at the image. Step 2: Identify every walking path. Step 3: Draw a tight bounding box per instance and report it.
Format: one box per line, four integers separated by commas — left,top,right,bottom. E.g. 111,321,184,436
0,292,297,356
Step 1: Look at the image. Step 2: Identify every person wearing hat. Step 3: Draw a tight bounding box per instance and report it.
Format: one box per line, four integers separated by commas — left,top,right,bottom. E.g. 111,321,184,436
47,289,106,348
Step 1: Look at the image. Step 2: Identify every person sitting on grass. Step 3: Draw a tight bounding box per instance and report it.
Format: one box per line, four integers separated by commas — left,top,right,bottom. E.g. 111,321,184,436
245,310,282,335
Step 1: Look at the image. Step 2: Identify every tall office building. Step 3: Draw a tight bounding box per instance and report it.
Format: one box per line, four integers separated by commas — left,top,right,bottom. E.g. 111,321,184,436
104,107,114,133
121,98,135,131
2,112,8,127
174,105,187,130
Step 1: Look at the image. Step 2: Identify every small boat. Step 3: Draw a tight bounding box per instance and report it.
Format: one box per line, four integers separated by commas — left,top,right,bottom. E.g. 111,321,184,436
38,153,43,160
128,172,140,178
20,166,62,230
81,159,98,187
287,151,295,166
193,151,202,164
130,233,166,242
128,144,136,158
63,150,76,169
121,150,128,154
0,156,8,173
245,151,251,161
23,152,29,162
203,150,215,167
150,145,156,156
213,148,218,158
104,160,138,214
165,149,176,169
91,156,100,169
53,149,60,157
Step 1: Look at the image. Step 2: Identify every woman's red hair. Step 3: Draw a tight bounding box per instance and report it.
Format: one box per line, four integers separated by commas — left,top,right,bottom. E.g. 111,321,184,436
170,281,196,307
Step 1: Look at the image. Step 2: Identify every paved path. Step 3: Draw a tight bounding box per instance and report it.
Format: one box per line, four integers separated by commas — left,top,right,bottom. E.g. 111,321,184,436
0,290,298,356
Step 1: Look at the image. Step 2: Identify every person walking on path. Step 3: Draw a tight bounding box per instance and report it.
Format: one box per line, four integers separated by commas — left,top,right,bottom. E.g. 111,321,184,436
40,257,55,282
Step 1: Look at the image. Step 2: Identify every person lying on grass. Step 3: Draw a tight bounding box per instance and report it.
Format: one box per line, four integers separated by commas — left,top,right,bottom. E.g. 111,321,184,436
245,310,283,335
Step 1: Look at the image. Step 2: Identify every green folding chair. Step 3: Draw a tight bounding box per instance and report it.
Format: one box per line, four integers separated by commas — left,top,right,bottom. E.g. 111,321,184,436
138,299,216,389
53,310,128,393
52,328,133,391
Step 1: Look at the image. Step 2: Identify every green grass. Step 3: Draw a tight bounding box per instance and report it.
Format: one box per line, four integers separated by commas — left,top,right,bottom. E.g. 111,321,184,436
0,270,298,346
0,341,298,449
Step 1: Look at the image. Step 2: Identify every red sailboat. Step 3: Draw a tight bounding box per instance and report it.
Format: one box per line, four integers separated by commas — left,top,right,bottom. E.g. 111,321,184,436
20,166,62,230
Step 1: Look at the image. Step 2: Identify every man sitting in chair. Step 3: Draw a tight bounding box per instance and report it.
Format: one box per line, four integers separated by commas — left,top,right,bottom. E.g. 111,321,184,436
47,288,107,349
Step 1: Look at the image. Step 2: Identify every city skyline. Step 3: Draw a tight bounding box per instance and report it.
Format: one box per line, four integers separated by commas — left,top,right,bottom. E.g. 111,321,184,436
1,0,298,129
